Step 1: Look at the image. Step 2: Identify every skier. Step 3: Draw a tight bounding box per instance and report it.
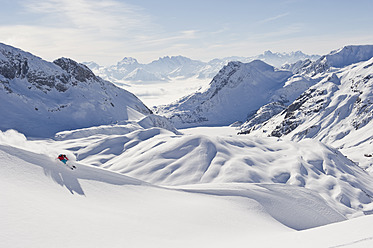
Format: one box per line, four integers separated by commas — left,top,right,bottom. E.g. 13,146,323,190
58,154,69,164
58,154,76,170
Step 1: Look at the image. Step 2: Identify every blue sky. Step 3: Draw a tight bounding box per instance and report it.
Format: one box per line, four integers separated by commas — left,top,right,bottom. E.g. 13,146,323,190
1,0,372,65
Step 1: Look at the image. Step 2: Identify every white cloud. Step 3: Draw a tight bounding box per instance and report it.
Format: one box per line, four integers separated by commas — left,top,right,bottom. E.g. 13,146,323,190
0,0,163,64
0,0,207,65
24,0,153,33
257,13,290,24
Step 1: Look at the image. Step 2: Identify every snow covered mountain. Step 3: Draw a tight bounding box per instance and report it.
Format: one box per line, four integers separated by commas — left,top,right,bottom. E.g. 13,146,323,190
87,55,205,82
82,51,319,107
241,54,373,172
123,68,167,82
155,45,373,172
284,45,373,75
84,51,319,83
154,60,295,127
155,45,373,129
0,43,153,137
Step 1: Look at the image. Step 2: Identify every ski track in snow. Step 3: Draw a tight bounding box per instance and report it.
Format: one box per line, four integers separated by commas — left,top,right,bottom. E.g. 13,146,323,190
330,237,373,248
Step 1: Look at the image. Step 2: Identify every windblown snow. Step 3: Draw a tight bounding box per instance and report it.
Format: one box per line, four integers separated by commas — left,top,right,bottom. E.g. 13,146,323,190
2,43,373,248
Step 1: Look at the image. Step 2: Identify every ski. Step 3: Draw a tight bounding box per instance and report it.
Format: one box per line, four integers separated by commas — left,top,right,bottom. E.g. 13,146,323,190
64,163,76,170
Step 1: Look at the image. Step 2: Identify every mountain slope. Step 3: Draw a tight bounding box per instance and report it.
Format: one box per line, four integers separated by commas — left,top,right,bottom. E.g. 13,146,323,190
0,43,152,137
289,45,373,75
155,60,293,127
242,56,373,172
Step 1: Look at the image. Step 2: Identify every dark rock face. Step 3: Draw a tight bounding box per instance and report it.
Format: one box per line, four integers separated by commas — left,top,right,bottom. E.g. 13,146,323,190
54,58,96,83
27,72,63,91
208,61,241,99
0,52,29,79
0,47,71,92
238,102,286,135
284,89,317,119
0,45,102,93
269,87,327,138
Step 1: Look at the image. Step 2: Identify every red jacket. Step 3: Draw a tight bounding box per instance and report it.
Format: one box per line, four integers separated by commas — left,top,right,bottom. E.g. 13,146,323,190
58,155,68,161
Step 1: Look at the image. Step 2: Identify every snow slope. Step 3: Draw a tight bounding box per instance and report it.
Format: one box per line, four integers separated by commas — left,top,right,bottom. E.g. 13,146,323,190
1,140,287,248
320,45,373,69
35,123,373,220
0,43,152,137
289,45,373,76
2,128,373,247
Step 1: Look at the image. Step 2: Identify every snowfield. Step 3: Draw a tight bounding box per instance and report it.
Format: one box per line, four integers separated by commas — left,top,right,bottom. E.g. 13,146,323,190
49,126,373,219
1,128,373,248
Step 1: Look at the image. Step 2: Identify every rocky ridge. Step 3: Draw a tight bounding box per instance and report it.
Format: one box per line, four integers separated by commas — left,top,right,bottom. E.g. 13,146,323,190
0,43,153,137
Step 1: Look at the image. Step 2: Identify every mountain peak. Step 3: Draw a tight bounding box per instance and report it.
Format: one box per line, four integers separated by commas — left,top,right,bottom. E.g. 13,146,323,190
263,50,275,56
247,59,275,71
153,55,192,64
325,45,373,68
156,60,292,127
117,57,139,66
287,45,373,76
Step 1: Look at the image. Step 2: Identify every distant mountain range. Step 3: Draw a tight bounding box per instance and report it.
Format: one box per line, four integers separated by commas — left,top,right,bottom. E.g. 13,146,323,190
84,51,320,83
